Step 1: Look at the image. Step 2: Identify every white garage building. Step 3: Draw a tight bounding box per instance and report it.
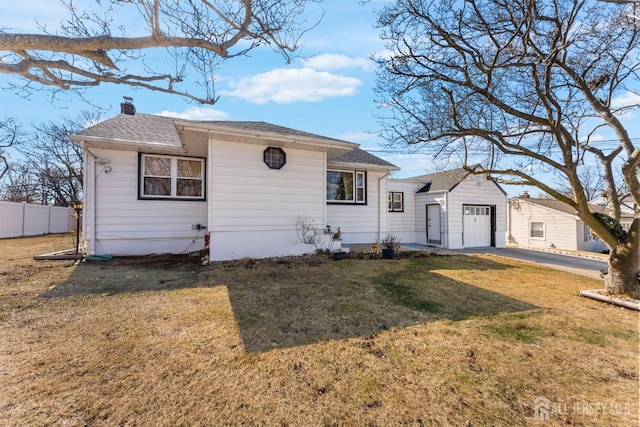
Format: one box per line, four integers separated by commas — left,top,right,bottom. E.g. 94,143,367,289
388,167,507,249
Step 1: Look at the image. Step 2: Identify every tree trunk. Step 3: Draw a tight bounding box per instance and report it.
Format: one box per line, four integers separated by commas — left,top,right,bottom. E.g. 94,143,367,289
605,228,640,299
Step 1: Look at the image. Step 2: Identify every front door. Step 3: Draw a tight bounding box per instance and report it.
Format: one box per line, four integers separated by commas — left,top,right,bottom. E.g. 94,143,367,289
427,204,441,245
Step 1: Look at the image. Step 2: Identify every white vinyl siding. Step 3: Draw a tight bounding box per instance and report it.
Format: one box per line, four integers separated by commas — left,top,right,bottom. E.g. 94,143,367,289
208,139,325,260
508,200,577,250
387,180,419,244
446,175,506,249
326,170,389,243
83,146,208,256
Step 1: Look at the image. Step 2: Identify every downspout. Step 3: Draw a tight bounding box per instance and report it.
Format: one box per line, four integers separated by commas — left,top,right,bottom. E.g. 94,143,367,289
378,170,391,241
444,190,449,248
323,152,328,232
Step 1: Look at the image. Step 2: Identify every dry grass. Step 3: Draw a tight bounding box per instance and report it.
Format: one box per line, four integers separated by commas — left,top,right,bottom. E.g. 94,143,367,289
0,234,638,426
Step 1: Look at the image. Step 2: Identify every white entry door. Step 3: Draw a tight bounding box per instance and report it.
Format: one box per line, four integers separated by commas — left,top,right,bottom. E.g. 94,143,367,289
463,205,491,247
427,204,441,245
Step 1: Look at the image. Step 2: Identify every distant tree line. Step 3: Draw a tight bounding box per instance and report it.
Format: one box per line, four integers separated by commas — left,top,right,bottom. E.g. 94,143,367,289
0,112,98,206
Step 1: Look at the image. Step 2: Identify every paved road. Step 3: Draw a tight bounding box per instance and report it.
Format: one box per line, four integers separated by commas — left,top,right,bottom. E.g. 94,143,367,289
453,247,608,280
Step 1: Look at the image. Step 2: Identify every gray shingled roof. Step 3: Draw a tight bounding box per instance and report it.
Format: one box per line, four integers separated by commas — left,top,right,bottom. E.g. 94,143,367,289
519,197,634,218
520,198,580,215
76,113,352,146
74,113,396,168
76,113,182,147
409,167,473,192
190,120,351,145
330,148,398,168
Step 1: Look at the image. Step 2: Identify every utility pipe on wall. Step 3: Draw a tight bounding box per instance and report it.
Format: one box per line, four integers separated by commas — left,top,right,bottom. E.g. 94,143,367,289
80,142,97,255
378,170,391,241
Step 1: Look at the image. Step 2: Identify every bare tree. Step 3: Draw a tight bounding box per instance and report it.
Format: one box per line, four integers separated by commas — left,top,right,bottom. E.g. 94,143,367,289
556,166,608,200
375,0,640,297
0,118,21,180
0,0,324,103
1,163,39,203
21,112,94,205
0,112,93,205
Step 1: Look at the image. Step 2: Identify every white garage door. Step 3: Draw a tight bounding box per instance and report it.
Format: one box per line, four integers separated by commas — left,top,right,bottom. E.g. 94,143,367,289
463,205,491,247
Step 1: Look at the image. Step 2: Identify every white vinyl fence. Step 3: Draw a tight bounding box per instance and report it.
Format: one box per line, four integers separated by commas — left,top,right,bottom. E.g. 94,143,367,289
0,201,76,239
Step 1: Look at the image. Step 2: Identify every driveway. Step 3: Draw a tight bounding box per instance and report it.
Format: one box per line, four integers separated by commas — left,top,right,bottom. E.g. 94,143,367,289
453,247,608,280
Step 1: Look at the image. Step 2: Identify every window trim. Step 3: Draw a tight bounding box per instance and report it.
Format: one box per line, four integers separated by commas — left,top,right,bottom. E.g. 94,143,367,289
326,169,367,205
388,192,404,212
138,153,206,201
530,221,545,240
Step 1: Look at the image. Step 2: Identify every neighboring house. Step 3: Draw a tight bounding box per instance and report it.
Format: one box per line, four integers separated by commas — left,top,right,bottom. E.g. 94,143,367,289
589,193,637,220
508,196,634,253
71,108,399,261
388,167,507,249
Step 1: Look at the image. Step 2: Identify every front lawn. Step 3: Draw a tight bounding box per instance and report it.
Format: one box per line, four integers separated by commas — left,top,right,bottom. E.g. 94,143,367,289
0,234,637,426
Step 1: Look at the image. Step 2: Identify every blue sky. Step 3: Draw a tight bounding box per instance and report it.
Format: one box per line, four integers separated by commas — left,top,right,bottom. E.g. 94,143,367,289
1,0,638,198
1,0,441,179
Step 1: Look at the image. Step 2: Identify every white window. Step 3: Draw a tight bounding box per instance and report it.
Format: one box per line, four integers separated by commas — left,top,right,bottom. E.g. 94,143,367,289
388,192,404,212
530,221,545,239
464,206,490,215
140,154,205,200
327,170,366,204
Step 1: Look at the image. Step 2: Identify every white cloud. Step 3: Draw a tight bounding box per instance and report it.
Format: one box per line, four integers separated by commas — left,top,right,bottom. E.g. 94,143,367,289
371,50,395,61
303,54,375,72
611,91,639,120
220,68,361,104
612,91,640,109
155,106,230,121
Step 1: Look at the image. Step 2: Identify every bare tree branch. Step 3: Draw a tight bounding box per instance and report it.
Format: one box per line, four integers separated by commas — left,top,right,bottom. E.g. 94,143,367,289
376,0,640,296
0,0,325,104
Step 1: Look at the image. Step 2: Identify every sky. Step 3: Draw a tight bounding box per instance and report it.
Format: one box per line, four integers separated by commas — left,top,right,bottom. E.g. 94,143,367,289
1,0,638,198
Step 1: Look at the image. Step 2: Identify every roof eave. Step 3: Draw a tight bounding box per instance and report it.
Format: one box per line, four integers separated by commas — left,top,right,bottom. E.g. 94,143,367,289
71,134,186,154
327,161,400,172
174,120,357,153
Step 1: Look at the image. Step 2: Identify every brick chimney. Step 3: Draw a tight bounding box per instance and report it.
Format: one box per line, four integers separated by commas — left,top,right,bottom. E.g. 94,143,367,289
522,191,530,199
120,96,136,115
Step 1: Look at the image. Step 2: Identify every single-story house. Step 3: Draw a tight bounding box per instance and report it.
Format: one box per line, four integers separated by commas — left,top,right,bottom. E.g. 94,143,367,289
71,108,399,261
387,167,507,249
507,195,635,253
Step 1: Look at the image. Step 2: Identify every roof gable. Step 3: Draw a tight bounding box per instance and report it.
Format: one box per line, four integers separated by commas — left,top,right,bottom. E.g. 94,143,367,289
405,166,505,194
187,120,350,146
74,113,182,148
413,168,470,192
